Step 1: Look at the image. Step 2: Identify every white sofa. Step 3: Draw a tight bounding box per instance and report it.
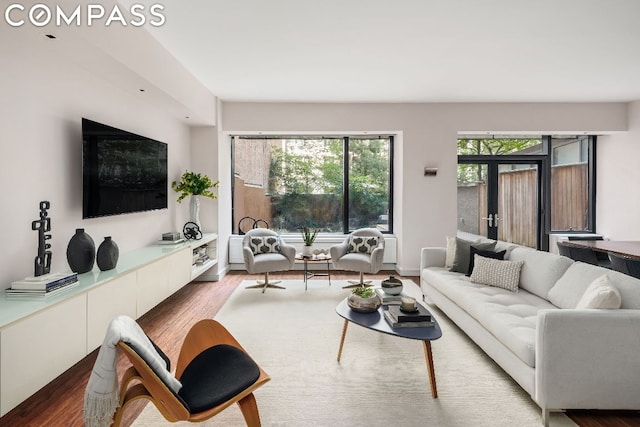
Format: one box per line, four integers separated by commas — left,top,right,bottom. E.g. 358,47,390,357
420,240,640,426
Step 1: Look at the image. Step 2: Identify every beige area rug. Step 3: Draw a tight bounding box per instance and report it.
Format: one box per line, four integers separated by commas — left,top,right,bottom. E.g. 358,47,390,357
132,279,576,427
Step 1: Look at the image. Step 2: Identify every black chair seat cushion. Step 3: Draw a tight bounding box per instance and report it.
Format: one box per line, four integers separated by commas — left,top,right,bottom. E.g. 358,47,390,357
178,344,261,413
147,334,171,371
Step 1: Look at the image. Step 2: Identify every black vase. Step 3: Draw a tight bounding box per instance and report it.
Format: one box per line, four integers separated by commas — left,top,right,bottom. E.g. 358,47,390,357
66,228,95,273
96,236,119,271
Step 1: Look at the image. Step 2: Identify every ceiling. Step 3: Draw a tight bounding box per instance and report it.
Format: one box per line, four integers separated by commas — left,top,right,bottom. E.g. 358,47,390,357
131,1,640,103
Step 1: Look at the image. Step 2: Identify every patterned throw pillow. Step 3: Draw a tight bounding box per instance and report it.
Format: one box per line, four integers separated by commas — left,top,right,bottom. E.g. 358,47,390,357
466,247,507,277
348,236,380,254
249,236,281,255
469,255,524,292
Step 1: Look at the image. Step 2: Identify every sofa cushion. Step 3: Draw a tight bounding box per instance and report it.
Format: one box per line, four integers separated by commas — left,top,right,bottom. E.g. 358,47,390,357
422,267,557,367
469,256,524,292
466,247,506,276
576,275,622,309
451,239,496,275
493,240,519,256
508,247,573,299
445,236,458,268
548,262,640,309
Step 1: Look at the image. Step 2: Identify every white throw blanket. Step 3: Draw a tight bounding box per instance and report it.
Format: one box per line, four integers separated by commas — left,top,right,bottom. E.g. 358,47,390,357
83,315,182,427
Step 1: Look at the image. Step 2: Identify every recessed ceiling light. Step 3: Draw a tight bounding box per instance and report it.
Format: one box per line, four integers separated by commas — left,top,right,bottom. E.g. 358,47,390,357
44,34,56,39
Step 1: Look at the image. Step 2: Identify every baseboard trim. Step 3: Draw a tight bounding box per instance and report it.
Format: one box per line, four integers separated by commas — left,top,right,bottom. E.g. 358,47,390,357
394,266,419,276
193,264,230,282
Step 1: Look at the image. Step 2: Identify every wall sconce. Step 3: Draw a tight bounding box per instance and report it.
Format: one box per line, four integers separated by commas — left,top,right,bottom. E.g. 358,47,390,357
424,167,438,176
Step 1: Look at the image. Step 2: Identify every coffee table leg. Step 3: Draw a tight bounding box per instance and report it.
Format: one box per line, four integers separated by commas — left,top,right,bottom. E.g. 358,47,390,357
337,320,349,362
422,341,438,398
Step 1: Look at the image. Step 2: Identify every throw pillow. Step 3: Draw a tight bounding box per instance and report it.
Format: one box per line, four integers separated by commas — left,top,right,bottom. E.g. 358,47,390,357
249,236,281,255
450,238,497,275
445,236,457,268
576,275,622,309
466,247,507,277
348,236,379,254
469,255,524,292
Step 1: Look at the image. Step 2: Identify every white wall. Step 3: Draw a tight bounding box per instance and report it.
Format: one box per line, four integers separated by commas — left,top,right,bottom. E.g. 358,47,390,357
0,23,215,286
2,22,633,281
597,101,640,239
189,125,225,279
220,102,628,274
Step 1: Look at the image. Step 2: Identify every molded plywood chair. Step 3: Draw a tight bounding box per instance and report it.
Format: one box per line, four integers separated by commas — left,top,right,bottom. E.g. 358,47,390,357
243,228,296,293
608,252,640,279
557,241,572,258
608,252,630,275
627,258,640,279
567,235,611,265
330,228,385,288
112,319,270,427
556,241,600,265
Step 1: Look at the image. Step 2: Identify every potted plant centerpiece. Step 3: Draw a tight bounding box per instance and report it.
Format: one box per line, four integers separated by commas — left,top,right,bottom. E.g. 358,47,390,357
347,284,382,313
171,171,219,228
300,226,319,257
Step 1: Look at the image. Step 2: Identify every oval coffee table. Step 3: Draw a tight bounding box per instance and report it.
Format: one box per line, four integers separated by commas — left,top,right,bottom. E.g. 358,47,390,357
335,298,443,397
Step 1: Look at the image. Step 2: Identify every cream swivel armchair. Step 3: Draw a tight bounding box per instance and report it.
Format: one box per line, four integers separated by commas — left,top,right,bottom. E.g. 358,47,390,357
243,228,296,293
330,228,385,288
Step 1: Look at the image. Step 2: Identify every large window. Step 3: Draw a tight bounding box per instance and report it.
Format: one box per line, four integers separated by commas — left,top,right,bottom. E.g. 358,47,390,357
550,135,594,232
457,135,597,250
232,135,393,235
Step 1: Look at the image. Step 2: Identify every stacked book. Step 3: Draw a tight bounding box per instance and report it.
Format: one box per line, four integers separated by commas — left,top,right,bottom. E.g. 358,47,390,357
375,288,408,305
158,232,185,245
193,246,210,265
383,304,434,328
6,272,79,298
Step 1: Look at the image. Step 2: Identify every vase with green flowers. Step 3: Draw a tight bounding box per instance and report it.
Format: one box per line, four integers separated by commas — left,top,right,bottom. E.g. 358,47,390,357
171,171,219,228
300,226,319,257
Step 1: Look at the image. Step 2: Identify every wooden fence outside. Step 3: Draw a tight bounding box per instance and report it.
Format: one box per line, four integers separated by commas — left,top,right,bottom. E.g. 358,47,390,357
468,163,587,248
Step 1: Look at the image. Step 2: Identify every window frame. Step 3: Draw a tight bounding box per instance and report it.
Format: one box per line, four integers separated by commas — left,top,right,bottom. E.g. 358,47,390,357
546,135,597,234
457,134,597,250
231,134,395,235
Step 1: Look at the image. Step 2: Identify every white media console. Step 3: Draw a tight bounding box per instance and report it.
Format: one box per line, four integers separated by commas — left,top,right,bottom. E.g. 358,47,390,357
0,233,217,416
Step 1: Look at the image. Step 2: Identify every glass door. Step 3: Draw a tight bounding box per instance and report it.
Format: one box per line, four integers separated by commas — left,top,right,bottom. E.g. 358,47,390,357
457,161,541,248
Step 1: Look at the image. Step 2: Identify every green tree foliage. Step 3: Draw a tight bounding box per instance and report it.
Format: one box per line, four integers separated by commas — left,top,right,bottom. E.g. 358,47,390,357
457,138,540,184
457,138,540,156
268,138,390,232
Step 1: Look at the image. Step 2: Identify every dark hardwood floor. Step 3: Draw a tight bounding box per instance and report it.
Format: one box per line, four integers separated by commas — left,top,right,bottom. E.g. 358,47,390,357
1,270,638,427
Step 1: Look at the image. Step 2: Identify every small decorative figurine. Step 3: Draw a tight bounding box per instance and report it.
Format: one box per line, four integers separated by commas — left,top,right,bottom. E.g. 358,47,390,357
183,222,203,240
32,201,52,277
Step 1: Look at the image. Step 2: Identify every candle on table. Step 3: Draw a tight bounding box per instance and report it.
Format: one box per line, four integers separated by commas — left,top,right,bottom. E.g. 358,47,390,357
401,296,416,311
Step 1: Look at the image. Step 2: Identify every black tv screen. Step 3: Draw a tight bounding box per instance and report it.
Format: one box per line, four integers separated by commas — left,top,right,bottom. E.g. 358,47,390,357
82,118,168,219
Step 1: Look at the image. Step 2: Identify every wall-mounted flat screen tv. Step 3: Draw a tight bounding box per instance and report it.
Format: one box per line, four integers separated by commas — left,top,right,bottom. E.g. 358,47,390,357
82,118,168,219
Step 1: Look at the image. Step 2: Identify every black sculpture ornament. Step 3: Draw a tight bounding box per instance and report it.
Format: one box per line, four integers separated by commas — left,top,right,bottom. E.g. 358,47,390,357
32,201,52,277
237,216,270,234
183,222,203,240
